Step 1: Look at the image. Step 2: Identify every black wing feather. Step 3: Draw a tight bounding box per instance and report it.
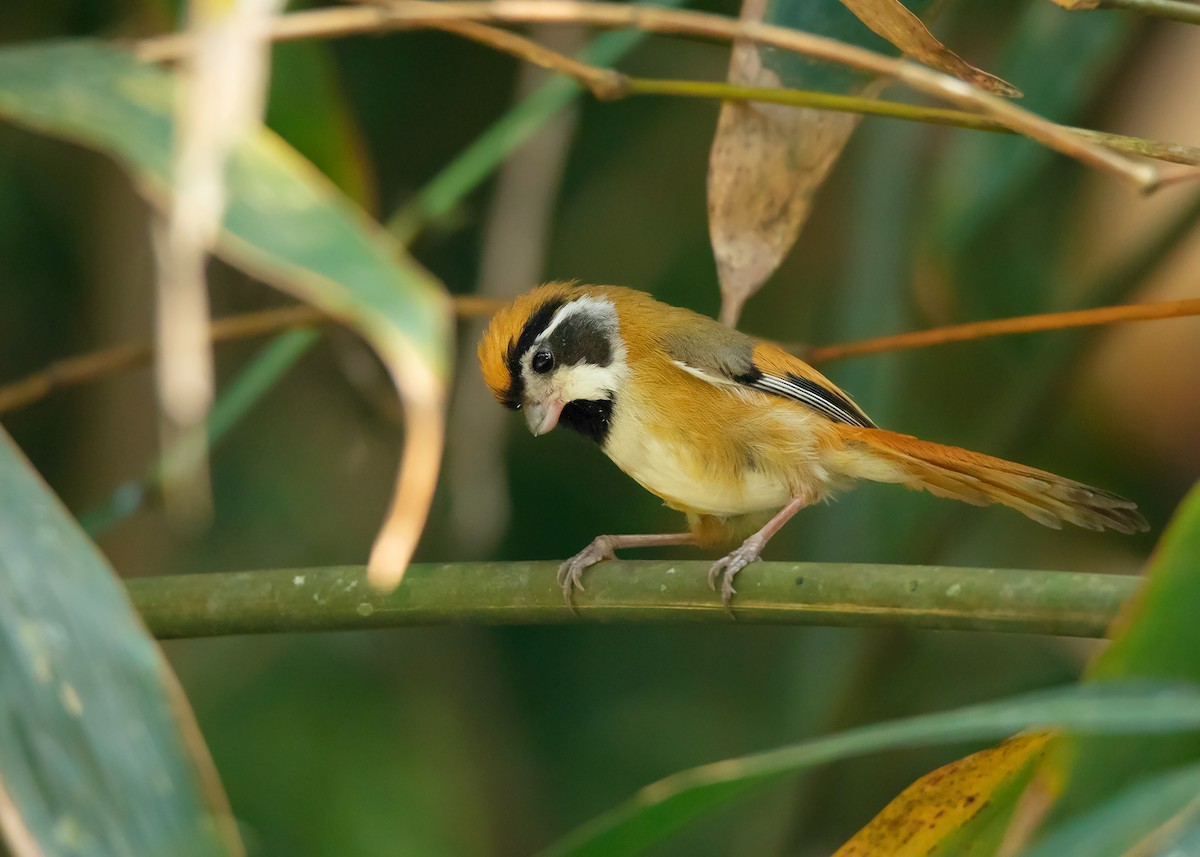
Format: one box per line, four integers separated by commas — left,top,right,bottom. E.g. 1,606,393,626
736,368,876,428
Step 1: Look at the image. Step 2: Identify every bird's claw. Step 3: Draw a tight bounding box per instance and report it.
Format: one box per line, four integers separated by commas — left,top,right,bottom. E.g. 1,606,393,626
708,539,764,612
556,536,616,607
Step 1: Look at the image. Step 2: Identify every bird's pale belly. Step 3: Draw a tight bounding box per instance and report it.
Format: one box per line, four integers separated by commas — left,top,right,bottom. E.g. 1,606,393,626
602,424,793,517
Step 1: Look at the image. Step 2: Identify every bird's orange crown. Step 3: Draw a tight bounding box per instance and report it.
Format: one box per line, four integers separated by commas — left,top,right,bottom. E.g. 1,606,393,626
478,281,581,405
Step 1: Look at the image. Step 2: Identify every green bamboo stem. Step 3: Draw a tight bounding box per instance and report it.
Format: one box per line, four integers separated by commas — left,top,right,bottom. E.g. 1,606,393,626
127,562,1142,640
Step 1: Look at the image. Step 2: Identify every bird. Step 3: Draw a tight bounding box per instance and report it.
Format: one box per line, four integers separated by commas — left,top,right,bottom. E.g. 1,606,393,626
477,282,1148,609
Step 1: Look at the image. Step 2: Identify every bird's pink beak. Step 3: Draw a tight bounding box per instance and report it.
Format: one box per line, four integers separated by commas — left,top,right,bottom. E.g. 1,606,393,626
524,397,565,436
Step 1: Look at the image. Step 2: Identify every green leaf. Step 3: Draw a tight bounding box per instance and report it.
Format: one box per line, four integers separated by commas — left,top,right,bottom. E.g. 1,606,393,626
0,426,238,856
0,40,452,585
1048,483,1200,820
538,682,1200,857
266,40,376,210
1018,762,1200,857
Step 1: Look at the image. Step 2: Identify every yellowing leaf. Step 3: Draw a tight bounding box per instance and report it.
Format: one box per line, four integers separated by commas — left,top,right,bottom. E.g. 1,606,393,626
833,733,1051,857
838,0,1020,97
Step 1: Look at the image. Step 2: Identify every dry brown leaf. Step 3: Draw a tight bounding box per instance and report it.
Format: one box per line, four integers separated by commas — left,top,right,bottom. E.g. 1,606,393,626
1047,0,1102,8
708,0,877,326
839,0,1021,96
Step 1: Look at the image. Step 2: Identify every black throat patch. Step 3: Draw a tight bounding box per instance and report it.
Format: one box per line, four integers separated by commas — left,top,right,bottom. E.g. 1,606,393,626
559,398,614,444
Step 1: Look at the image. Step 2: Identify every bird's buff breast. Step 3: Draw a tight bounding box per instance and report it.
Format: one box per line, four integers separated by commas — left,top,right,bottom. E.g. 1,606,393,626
601,413,794,517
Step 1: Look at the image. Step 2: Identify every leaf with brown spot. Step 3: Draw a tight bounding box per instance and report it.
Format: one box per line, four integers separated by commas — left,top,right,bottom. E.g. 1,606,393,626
833,733,1051,857
838,0,1021,96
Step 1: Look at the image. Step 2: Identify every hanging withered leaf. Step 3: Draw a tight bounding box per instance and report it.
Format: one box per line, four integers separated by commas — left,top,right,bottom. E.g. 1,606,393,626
838,0,1021,97
708,0,1016,326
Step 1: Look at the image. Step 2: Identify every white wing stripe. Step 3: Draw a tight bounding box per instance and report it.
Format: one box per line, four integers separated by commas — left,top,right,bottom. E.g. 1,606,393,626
753,373,873,427
671,361,872,427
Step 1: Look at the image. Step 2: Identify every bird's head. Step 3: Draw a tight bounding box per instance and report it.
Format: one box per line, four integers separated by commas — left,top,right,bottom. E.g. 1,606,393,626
478,283,626,442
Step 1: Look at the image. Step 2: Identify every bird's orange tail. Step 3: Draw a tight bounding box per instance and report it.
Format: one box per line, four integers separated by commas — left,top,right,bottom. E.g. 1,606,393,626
834,427,1148,534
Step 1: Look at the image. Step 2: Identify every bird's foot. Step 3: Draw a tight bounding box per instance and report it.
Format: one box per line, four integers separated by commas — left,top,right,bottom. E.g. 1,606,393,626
708,537,765,612
556,536,617,607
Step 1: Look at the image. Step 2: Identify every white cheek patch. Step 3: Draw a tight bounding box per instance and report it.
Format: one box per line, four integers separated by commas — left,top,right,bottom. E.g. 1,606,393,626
555,361,626,403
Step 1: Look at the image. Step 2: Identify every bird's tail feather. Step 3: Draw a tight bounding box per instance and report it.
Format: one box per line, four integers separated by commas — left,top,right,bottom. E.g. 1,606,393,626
835,427,1148,534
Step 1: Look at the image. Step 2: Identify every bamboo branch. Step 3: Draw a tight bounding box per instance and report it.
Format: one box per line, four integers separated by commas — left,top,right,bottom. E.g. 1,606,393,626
127,562,1140,639
133,1,1197,189
804,297,1200,364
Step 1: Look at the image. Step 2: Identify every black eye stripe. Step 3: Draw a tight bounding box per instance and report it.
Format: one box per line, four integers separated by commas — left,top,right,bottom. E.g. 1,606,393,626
545,312,613,368
502,299,565,408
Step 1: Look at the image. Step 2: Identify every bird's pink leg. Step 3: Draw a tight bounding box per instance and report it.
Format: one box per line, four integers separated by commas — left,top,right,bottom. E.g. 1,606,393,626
557,533,696,605
708,495,812,610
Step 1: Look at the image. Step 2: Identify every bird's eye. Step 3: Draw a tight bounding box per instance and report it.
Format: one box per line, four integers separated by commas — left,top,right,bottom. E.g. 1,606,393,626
531,349,554,374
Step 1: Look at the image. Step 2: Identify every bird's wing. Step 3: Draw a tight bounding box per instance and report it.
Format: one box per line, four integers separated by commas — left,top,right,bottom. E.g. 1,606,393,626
666,334,876,429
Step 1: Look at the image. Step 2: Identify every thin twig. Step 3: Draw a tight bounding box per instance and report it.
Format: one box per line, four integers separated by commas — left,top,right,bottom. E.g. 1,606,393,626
127,562,1141,639
133,1,1192,189
384,22,1199,168
0,298,499,416
427,20,627,98
0,305,320,415
804,297,1200,364
1098,0,1200,25
626,78,1200,167
6,296,1198,415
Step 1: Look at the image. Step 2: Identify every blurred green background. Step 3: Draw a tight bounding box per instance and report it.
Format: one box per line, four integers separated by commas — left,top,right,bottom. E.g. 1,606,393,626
2,0,1199,854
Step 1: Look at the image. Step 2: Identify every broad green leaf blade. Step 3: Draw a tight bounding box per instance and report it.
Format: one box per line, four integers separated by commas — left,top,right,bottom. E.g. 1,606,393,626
538,683,1200,857
0,40,452,588
832,733,1050,857
1048,483,1200,820
0,427,239,856
1017,762,1200,857
266,40,376,210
